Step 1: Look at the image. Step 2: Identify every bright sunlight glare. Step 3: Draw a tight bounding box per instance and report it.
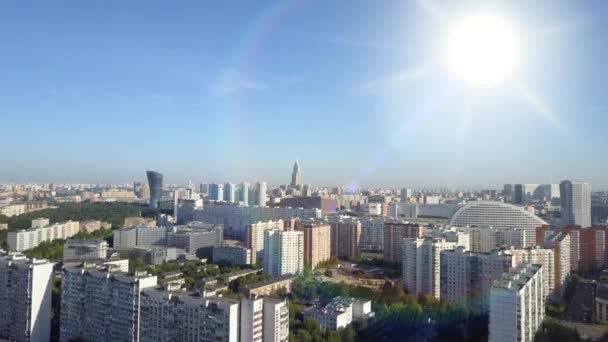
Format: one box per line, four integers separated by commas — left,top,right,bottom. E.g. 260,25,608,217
446,14,519,85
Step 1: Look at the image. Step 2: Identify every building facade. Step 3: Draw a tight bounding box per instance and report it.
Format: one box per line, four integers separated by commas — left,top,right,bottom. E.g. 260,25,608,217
560,180,592,228
146,170,163,209
263,230,304,277
383,222,423,263
329,217,362,260
402,238,457,298
295,221,331,269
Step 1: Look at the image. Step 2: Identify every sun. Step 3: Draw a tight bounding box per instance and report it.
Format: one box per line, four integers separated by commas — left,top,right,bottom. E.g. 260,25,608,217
446,14,519,85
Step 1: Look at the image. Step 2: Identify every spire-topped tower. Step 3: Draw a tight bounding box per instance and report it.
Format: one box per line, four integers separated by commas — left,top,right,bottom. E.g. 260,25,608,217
291,160,302,187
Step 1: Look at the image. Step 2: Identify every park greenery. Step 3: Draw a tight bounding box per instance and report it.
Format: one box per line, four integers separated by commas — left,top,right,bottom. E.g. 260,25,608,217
22,228,114,261
0,202,153,249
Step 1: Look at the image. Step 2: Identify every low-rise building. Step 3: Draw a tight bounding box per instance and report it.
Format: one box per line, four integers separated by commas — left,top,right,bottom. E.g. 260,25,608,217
7,219,80,252
63,239,109,262
213,242,252,266
240,274,297,298
302,297,373,330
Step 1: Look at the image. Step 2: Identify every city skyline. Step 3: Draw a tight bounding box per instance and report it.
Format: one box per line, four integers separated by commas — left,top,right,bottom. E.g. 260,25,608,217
2,1,608,187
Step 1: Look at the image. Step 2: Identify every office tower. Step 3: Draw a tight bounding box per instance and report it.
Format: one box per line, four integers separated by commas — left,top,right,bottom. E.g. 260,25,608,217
257,182,267,207
263,230,304,277
209,183,224,201
449,201,547,246
503,184,513,203
296,221,331,269
224,182,236,203
513,184,524,205
383,222,423,263
489,264,544,342
241,182,250,206
440,248,512,311
329,217,362,260
263,298,290,342
360,217,387,251
244,220,285,264
291,160,302,187
63,239,108,262
113,226,168,248
60,265,157,342
167,224,223,258
240,297,264,342
400,188,412,202
212,243,252,265
146,170,163,209
402,238,457,298
544,232,571,296
560,180,592,228
140,288,240,342
0,255,54,342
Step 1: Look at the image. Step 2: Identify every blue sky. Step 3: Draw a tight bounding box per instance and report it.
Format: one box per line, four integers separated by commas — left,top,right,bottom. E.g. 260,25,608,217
2,0,608,188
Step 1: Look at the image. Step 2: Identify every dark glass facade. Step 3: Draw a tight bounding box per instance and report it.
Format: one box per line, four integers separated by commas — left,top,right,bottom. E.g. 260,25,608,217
146,170,163,208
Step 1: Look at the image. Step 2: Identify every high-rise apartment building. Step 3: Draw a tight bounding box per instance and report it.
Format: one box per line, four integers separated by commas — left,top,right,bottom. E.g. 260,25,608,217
240,297,264,342
462,226,532,253
295,221,331,269
60,264,157,342
291,161,302,187
329,217,362,260
146,170,163,209
440,248,512,311
402,238,457,298
0,254,54,342
560,180,592,228
383,222,423,263
263,230,304,277
245,220,285,264
263,297,290,342
360,216,387,251
506,247,555,299
224,182,236,203
489,264,544,342
210,183,224,201
240,182,250,206
256,182,267,207
400,188,412,202
544,232,571,296
140,287,239,342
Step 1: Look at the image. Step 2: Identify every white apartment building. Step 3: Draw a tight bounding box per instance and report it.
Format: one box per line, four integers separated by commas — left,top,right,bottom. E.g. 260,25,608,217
166,224,223,258
263,230,304,277
7,219,80,252
263,298,289,342
506,247,555,299
63,239,108,262
462,226,534,253
193,203,321,239
489,264,544,342
402,238,457,298
359,216,386,251
440,248,513,312
0,254,54,342
241,297,264,342
113,225,168,248
139,287,240,342
245,220,285,264
545,232,571,296
60,265,157,342
302,297,372,330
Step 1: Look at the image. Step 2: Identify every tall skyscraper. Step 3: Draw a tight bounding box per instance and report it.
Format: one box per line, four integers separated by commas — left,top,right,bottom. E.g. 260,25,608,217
224,182,236,203
146,170,163,208
291,161,302,187
560,180,592,228
256,182,267,207
240,182,250,206
0,255,54,342
513,184,524,205
263,230,304,277
400,188,412,202
209,183,224,201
